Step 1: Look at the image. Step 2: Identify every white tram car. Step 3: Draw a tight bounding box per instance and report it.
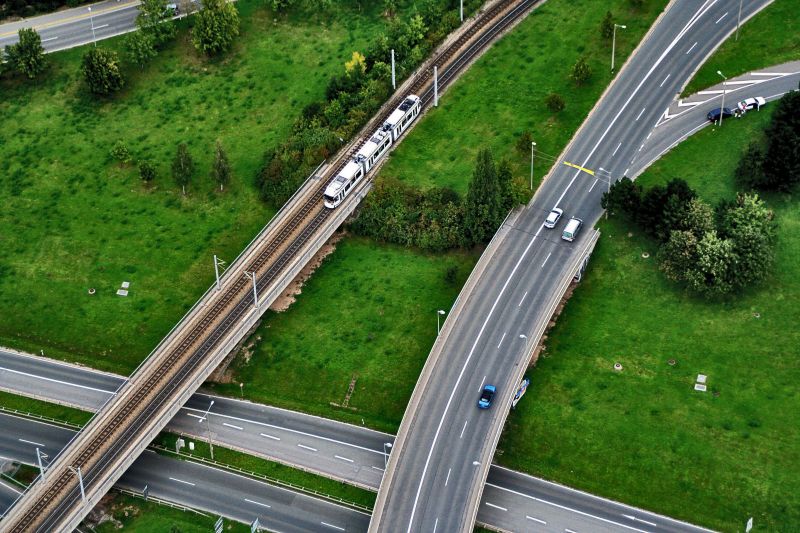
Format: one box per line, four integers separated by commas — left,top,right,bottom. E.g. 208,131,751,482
323,94,421,209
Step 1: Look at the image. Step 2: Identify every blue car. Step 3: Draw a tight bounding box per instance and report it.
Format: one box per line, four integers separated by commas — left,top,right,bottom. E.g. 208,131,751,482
478,385,496,409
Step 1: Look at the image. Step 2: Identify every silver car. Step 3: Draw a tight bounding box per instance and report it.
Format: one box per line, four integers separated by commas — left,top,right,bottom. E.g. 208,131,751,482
544,207,563,229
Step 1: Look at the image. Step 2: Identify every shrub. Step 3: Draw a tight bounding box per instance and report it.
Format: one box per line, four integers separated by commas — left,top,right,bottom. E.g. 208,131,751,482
139,160,157,182
545,92,566,113
110,140,132,164
570,56,592,86
600,11,614,40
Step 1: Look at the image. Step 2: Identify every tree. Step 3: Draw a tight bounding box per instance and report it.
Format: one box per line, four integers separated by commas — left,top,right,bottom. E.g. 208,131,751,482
110,140,132,164
139,160,157,183
464,149,503,245
601,177,641,216
212,140,231,191
383,0,398,18
761,90,800,191
545,92,565,113
600,11,614,40
82,48,124,95
125,30,156,70
172,143,194,195
676,197,715,238
687,230,735,296
345,51,367,77
4,28,46,79
136,0,176,47
193,0,240,55
497,159,516,213
734,141,766,190
570,56,592,86
717,193,776,288
659,230,698,284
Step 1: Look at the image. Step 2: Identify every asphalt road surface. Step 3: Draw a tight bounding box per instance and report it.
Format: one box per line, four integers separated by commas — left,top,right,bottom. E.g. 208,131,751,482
0,348,714,532
0,0,144,53
369,1,774,532
0,413,371,533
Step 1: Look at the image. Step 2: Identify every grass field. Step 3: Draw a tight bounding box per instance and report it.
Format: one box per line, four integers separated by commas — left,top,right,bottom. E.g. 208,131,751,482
0,390,92,426
0,1,404,373
683,0,800,95
379,0,668,194
209,237,476,432
498,106,800,531
94,493,250,533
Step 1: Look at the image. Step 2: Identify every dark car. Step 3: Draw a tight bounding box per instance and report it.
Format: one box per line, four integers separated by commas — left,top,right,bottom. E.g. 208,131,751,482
706,107,733,122
478,384,496,409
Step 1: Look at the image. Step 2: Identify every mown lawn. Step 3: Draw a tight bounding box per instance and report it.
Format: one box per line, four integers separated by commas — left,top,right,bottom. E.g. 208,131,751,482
683,0,800,95
0,390,92,426
379,0,668,194
498,105,800,531
209,237,476,432
0,1,403,373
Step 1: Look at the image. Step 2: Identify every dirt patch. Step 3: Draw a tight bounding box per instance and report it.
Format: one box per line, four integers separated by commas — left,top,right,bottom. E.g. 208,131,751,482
270,230,347,312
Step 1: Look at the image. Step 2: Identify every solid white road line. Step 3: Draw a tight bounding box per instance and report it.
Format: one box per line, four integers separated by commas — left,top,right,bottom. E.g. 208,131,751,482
686,41,697,54
260,433,280,441
0,366,114,395
485,482,649,533
445,468,451,487
479,375,486,391
623,514,658,527
485,502,507,511
433,518,439,533
541,252,552,268
565,529,578,533
635,107,646,121
497,332,507,349
18,439,45,447
321,522,345,531
715,11,727,24
588,179,598,192
527,515,547,525
518,291,528,307
244,498,271,509
223,422,243,430
372,466,385,472
41,36,59,42
459,420,468,439
612,142,622,156
94,23,109,29
335,455,354,463
297,444,317,452
169,477,195,486
660,73,670,87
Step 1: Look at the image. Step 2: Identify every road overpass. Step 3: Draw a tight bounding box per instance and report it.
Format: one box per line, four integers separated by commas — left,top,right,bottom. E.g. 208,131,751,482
1,2,544,530
369,1,775,532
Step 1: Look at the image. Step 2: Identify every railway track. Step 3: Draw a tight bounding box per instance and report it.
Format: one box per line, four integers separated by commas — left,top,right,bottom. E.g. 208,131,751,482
3,1,537,530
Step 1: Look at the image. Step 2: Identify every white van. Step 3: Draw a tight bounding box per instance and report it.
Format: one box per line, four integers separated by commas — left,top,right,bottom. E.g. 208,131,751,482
561,217,583,242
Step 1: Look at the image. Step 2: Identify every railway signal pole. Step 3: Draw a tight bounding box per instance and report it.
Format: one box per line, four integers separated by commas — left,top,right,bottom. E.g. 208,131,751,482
434,66,439,107
391,49,396,90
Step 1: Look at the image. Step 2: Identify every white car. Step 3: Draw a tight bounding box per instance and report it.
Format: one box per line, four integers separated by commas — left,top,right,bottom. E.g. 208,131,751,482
544,207,563,229
736,97,766,113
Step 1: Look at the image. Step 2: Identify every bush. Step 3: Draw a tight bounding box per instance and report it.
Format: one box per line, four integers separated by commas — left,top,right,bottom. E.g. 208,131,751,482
110,140,132,164
544,92,566,113
139,160,156,182
82,48,124,95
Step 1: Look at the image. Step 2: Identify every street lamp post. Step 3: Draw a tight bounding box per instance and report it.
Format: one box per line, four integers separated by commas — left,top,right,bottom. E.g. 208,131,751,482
735,0,743,41
717,70,728,127
383,442,393,468
437,309,446,335
88,7,97,47
199,399,215,460
611,24,626,72
530,141,536,190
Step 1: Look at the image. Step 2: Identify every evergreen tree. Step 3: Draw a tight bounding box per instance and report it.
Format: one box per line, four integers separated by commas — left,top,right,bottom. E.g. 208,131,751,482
213,140,231,191
571,56,592,86
600,11,614,40
464,149,502,245
172,143,194,195
761,91,800,190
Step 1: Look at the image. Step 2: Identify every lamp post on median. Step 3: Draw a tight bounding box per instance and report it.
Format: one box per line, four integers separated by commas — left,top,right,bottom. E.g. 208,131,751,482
530,141,536,190
88,7,97,47
717,70,728,127
383,442,393,468
437,309,446,335
199,399,215,460
611,24,626,72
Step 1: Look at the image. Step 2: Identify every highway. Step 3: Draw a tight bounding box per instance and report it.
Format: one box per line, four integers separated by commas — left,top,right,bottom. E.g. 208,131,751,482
0,0,144,53
0,411,713,532
369,1,775,532
0,347,713,532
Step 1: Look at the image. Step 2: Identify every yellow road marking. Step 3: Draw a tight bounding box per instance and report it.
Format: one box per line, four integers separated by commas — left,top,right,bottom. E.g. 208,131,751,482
562,161,595,176
0,1,140,38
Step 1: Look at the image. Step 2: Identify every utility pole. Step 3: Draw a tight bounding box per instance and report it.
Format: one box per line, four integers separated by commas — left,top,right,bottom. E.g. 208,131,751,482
434,66,439,107
530,141,536,190
36,448,46,480
611,24,626,72
199,400,215,461
735,0,743,41
69,466,86,505
391,49,396,90
246,271,258,309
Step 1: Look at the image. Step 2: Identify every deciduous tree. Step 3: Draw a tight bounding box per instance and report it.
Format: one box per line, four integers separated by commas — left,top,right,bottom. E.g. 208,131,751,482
172,143,194,195
213,140,231,191
570,56,592,86
193,0,240,55
600,11,614,40
82,48,124,95
136,0,176,47
139,160,157,183
125,30,156,70
4,28,46,79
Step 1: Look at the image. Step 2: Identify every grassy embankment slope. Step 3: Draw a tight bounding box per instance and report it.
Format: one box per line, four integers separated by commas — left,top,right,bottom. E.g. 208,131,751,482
500,106,800,531
0,0,399,374
683,0,800,95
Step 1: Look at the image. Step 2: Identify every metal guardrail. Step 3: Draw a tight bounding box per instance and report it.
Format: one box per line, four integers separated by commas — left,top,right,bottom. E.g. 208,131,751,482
0,406,83,430
115,487,210,516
